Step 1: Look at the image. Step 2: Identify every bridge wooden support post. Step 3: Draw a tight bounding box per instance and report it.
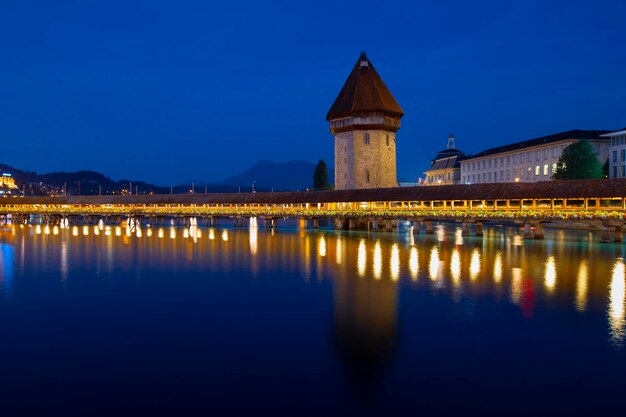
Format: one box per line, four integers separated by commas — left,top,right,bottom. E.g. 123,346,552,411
533,223,545,239
412,221,420,234
334,218,343,230
312,219,319,229
462,223,470,236
298,218,308,230
475,222,483,237
348,219,356,230
614,227,623,243
523,224,533,239
371,219,378,231
424,221,433,234
601,227,612,243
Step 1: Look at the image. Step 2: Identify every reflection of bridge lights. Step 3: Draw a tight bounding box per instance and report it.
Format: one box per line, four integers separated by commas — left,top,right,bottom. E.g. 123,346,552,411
470,249,481,280
83,226,90,236
409,247,419,280
72,226,79,237
544,256,556,292
390,243,400,281
147,228,153,237
576,261,588,312
511,267,523,304
429,246,440,281
53,225,59,235
136,228,142,238
44,225,50,235
157,228,164,239
115,227,121,237
319,236,326,257
357,240,366,277
454,228,463,246
609,259,625,346
125,226,131,237
208,229,215,240
336,238,342,264
93,226,100,236
35,225,41,235
222,230,228,241
169,228,176,239
373,241,382,280
493,252,503,283
249,226,258,255
451,249,461,285
183,229,190,239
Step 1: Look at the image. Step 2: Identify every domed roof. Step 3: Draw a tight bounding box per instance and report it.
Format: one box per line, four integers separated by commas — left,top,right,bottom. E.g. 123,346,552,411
434,147,465,161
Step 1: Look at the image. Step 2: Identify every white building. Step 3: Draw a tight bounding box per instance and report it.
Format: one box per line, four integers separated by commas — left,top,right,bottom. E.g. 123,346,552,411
601,129,626,178
460,130,611,184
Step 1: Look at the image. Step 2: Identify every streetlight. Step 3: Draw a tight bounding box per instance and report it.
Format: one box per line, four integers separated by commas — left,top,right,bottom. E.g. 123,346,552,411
252,181,256,193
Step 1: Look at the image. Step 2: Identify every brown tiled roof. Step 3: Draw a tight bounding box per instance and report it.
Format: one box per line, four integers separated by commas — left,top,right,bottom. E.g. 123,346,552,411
3,179,626,206
463,129,612,160
326,53,404,120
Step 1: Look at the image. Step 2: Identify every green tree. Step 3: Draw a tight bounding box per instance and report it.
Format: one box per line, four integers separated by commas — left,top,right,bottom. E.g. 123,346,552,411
313,160,329,190
602,158,609,178
552,140,603,180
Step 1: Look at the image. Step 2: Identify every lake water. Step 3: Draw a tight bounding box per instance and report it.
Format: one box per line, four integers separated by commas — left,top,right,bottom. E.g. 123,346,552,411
1,221,625,416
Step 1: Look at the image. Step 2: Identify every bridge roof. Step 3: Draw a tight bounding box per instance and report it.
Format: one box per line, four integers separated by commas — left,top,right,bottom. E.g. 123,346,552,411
3,179,626,206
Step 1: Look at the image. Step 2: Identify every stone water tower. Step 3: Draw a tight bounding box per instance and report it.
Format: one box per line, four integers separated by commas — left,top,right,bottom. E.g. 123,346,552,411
327,53,404,190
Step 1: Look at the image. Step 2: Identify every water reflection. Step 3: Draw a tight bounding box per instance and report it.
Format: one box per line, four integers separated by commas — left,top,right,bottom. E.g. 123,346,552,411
609,259,625,347
576,261,588,312
408,247,418,281
1,223,624,351
428,246,441,282
373,241,382,280
544,256,557,292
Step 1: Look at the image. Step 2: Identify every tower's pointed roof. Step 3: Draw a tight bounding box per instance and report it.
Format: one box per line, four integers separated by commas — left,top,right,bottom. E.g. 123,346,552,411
327,53,404,121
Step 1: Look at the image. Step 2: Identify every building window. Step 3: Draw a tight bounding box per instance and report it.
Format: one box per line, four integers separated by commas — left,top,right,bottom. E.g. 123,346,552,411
622,166,626,178
365,169,370,183
494,171,497,181
535,165,540,176
613,166,618,178
613,150,618,162
543,164,549,176
364,133,370,145
621,149,625,162
552,163,557,173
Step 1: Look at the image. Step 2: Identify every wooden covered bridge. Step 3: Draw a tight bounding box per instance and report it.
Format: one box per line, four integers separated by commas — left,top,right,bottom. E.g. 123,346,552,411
1,179,625,240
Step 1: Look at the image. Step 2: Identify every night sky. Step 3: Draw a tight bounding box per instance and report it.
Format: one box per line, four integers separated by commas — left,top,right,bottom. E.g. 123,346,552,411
1,0,625,185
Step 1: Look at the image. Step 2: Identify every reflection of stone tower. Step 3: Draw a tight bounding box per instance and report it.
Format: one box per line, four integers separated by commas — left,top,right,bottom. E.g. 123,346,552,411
327,53,404,190
333,273,398,397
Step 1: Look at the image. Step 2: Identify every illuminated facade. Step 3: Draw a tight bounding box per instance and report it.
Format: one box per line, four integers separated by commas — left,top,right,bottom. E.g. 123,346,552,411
0,172,18,193
460,130,611,184
602,129,626,178
327,53,404,190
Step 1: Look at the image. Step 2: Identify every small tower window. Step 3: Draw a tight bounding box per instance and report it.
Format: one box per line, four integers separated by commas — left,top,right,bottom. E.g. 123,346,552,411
365,169,370,183
364,133,370,145
386,134,390,146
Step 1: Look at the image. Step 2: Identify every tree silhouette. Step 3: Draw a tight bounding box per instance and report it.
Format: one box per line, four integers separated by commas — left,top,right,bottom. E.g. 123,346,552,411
552,140,603,180
313,160,329,190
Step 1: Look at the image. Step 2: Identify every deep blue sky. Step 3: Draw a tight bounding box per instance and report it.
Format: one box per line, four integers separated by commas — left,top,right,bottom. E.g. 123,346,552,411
1,0,625,185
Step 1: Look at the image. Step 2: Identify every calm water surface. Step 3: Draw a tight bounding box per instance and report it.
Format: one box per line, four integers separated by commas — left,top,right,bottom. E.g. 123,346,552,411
1,222,625,416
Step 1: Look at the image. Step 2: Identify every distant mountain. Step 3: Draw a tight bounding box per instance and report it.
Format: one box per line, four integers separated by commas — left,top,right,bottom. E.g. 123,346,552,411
217,159,332,191
1,158,334,195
